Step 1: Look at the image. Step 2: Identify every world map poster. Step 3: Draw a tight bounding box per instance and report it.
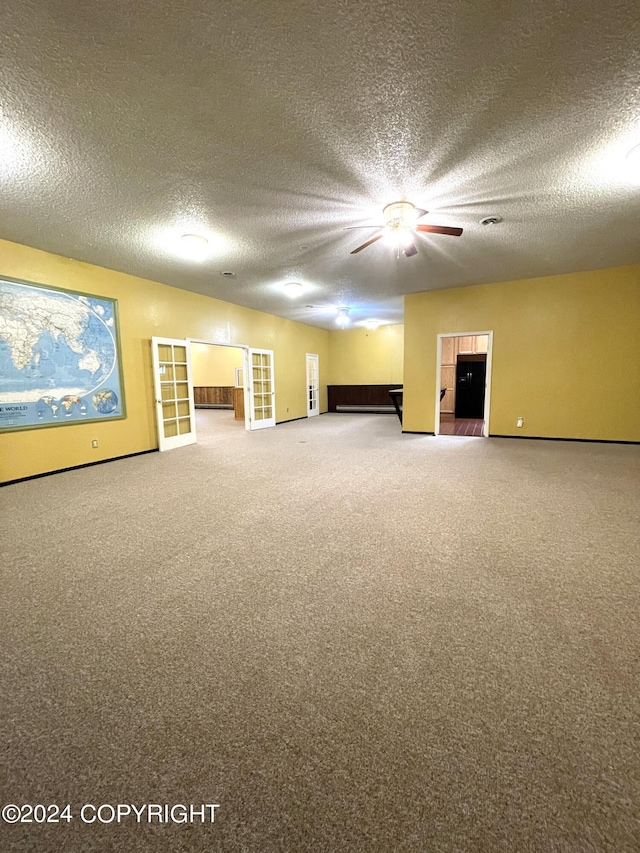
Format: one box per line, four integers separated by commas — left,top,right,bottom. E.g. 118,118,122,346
0,277,126,432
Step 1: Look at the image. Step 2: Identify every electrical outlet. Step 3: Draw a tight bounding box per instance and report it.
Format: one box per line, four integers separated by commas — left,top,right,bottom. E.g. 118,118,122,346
92,439,98,448
516,417,524,428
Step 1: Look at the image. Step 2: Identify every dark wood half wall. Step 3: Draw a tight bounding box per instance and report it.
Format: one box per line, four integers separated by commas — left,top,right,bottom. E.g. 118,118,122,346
194,386,235,407
327,385,400,413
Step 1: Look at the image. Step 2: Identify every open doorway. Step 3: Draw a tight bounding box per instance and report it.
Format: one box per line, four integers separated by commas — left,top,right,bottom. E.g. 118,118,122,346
151,337,276,451
435,332,493,437
190,341,246,425
189,340,276,431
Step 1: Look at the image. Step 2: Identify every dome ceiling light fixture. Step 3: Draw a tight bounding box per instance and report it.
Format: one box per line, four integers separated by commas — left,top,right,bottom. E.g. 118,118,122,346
347,200,463,258
178,232,210,260
336,307,350,327
283,281,304,298
626,143,640,184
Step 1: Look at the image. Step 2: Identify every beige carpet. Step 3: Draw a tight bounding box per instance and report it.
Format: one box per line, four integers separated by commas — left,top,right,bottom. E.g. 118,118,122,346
2,412,639,852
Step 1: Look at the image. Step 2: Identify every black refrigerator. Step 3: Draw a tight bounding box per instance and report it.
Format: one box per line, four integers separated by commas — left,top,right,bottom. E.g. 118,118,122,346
455,355,486,418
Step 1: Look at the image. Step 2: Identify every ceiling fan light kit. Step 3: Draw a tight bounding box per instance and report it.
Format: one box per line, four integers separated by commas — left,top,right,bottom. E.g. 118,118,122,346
383,200,420,230
349,200,463,257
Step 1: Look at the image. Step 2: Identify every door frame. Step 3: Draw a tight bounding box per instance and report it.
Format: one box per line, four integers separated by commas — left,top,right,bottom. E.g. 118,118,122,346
188,338,251,430
435,331,493,437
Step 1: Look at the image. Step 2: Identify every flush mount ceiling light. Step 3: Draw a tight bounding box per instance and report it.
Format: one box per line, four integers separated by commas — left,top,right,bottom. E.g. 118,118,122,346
626,144,640,184
283,281,304,298
364,319,380,330
336,307,350,327
0,115,33,179
178,233,209,260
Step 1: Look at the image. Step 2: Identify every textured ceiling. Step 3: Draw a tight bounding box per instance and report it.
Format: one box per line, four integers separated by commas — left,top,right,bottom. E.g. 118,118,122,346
0,0,639,329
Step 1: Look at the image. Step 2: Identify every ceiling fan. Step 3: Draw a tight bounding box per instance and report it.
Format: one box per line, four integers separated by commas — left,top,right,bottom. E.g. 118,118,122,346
348,200,462,257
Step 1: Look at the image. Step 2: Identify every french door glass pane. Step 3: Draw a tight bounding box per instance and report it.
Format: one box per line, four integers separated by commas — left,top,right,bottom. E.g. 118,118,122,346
163,420,178,438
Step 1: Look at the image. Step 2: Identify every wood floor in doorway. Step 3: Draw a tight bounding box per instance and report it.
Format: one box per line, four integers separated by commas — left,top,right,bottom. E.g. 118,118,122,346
439,415,484,436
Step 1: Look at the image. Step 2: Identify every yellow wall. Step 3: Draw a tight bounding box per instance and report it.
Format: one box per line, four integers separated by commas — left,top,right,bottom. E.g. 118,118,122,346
191,343,244,386
327,324,404,384
403,264,640,441
0,239,329,482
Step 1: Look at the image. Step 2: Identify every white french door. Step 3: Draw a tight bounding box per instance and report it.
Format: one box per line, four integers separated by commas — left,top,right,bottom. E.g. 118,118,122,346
151,337,197,451
306,353,319,417
248,348,276,430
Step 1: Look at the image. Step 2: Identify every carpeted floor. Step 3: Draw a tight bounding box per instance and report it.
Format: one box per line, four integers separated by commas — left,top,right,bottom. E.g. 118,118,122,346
1,412,639,852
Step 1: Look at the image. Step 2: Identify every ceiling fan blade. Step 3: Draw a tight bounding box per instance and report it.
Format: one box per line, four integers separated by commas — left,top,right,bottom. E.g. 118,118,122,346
417,224,463,236
403,240,418,257
344,225,383,230
350,234,384,254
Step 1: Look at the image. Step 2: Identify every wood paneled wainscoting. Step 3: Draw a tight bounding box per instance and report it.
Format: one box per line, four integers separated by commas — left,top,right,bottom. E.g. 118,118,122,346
327,385,399,414
233,387,245,420
193,386,235,408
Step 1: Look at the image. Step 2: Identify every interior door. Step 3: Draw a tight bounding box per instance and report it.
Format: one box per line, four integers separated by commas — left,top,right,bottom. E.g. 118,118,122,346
306,353,319,417
151,337,197,451
248,348,276,429
455,356,486,418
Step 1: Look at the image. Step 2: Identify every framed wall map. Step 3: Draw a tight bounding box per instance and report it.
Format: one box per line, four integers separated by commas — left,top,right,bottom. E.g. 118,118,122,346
0,276,126,432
